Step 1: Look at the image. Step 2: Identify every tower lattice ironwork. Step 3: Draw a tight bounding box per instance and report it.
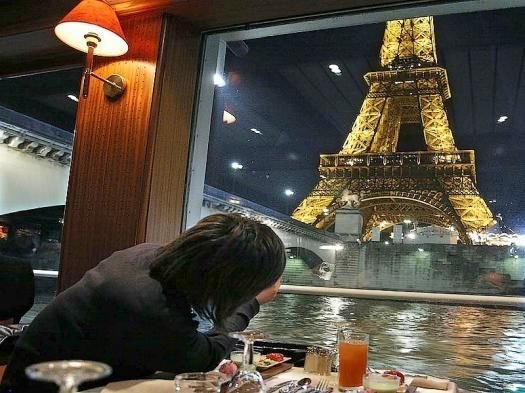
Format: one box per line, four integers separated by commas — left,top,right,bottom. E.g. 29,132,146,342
292,17,495,243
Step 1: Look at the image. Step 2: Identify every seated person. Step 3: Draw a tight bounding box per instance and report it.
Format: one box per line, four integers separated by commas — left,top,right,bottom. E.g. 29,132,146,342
0,255,35,324
0,213,285,393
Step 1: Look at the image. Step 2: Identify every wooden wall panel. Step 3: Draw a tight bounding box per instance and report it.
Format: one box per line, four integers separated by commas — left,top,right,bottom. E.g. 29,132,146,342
139,17,201,243
58,14,164,291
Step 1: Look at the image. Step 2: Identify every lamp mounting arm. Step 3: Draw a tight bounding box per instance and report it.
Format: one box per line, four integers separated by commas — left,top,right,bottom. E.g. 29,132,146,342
81,33,127,99
91,72,127,98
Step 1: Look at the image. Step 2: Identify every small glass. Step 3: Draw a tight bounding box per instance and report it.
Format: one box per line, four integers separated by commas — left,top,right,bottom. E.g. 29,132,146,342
337,328,369,390
363,372,401,393
230,350,261,368
25,360,112,393
175,371,228,393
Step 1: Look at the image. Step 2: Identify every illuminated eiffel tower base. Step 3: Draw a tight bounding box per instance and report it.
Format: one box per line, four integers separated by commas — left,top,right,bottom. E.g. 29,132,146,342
292,17,495,244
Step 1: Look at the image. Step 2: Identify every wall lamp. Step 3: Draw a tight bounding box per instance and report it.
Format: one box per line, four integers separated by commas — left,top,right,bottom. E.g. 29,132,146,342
55,0,128,99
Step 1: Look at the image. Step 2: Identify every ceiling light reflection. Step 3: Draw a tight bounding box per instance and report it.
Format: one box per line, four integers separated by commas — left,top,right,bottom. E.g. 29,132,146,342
328,64,342,75
223,110,236,124
213,73,226,87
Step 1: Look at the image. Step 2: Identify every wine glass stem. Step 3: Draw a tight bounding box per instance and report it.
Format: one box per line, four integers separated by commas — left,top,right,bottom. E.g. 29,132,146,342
59,382,78,393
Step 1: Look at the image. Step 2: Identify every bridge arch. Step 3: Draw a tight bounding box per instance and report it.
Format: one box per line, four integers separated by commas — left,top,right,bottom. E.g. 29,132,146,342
359,192,467,243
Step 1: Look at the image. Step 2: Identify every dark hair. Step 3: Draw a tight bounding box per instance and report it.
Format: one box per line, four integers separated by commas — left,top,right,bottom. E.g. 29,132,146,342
149,213,286,325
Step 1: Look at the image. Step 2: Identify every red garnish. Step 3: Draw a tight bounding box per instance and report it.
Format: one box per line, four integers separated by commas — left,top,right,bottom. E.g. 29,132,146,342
265,353,285,362
383,370,405,384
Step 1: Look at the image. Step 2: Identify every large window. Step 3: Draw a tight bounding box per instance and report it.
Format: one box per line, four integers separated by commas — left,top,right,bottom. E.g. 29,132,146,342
0,67,80,322
187,1,525,391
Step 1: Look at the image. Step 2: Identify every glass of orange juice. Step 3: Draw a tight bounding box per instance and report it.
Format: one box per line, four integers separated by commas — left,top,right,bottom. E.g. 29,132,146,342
337,328,369,390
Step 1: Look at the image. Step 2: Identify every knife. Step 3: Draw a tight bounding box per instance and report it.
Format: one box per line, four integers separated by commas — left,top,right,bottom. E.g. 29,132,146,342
268,380,297,393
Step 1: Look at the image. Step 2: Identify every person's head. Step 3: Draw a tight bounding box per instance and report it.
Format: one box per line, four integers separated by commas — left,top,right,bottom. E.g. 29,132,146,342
149,213,286,325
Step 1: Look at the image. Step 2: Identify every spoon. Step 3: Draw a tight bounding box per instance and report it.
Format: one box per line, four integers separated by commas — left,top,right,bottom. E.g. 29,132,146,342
269,376,312,393
290,377,312,393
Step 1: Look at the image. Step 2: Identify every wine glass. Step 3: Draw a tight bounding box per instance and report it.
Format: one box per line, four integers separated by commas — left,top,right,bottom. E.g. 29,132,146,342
25,360,112,393
227,330,267,393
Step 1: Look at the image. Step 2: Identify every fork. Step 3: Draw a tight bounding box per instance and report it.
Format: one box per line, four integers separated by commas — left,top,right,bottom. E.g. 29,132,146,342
314,377,329,393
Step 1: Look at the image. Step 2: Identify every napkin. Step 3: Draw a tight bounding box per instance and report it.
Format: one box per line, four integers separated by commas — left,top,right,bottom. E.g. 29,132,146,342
409,377,450,390
101,379,173,393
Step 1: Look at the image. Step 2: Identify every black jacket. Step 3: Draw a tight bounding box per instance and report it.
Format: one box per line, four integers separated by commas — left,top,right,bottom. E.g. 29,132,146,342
1,243,259,392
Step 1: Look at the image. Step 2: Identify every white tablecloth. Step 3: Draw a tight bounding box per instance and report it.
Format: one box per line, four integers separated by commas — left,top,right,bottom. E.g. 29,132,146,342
82,367,457,393
264,367,457,393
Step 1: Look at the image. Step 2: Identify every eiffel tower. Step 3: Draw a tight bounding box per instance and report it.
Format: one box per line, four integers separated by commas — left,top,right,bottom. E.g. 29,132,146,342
292,17,495,244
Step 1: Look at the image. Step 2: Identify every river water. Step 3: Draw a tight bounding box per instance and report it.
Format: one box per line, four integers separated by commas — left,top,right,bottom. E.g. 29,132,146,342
249,294,525,393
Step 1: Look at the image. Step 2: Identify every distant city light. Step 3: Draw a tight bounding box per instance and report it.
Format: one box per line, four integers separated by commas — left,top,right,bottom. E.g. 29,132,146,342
418,248,425,252
250,128,263,135
67,94,79,102
403,219,412,224
328,64,342,76
384,241,390,245
231,162,243,170
223,110,236,124
497,115,508,123
213,73,226,87
407,232,416,240
284,189,295,196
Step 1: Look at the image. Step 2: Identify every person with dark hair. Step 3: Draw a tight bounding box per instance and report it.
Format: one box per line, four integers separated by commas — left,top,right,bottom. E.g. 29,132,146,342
0,213,286,393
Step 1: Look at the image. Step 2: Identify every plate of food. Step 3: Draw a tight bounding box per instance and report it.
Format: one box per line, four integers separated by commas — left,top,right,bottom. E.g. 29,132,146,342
256,353,291,370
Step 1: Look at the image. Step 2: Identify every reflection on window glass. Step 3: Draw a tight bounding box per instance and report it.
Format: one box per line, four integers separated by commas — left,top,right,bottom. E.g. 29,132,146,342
0,68,80,322
198,6,525,392
204,9,525,297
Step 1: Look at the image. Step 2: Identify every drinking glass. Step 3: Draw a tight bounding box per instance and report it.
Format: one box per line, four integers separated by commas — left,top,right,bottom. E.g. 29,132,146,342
363,372,400,393
230,350,262,368
227,330,267,393
175,371,228,393
25,360,112,393
337,328,368,390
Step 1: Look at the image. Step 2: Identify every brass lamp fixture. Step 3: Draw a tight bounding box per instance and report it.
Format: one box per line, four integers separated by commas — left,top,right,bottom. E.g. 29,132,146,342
55,0,128,98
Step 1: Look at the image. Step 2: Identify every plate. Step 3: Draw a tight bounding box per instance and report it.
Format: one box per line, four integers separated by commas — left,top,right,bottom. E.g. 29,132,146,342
256,355,292,370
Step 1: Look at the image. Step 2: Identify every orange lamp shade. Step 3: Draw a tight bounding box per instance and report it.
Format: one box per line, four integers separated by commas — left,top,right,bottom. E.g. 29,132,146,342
55,0,128,57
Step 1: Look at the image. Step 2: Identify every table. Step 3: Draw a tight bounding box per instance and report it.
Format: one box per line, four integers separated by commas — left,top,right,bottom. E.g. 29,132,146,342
264,367,457,393
82,367,457,393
